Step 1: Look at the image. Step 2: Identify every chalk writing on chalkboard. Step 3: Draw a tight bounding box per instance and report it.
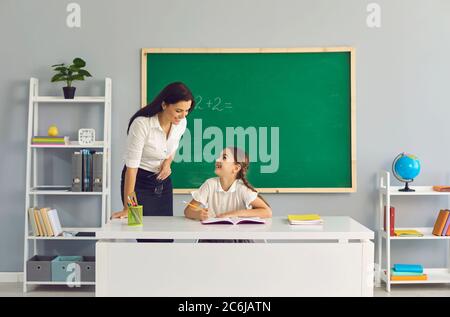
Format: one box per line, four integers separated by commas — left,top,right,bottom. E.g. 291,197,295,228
195,95,232,112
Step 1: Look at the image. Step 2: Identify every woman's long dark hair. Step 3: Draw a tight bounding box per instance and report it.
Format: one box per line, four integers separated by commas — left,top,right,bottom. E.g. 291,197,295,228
127,82,195,134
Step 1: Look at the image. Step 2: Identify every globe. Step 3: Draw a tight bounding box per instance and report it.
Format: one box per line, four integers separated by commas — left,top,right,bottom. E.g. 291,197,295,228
392,153,421,192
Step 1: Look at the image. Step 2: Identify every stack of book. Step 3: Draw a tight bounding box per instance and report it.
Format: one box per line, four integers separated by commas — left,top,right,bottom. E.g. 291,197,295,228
433,186,450,192
31,136,69,146
394,229,423,237
432,209,450,236
287,214,323,225
27,207,63,237
390,264,427,281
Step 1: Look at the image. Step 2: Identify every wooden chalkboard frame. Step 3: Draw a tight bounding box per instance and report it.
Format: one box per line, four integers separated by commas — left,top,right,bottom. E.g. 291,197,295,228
141,47,356,193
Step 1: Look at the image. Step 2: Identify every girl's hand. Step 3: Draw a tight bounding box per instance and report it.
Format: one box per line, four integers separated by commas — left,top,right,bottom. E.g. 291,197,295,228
157,159,172,180
111,209,128,219
197,208,209,221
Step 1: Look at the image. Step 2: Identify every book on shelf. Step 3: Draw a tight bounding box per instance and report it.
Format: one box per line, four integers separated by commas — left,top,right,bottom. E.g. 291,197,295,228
433,185,450,192
432,209,450,236
390,264,427,280
33,186,71,191
383,206,395,236
393,264,423,273
201,217,266,225
287,214,323,225
31,136,69,145
390,269,424,276
394,229,423,237
28,207,63,237
391,274,428,281
40,207,54,236
47,209,63,236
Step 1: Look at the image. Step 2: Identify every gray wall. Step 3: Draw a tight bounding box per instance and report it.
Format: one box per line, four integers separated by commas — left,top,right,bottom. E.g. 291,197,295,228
1,0,450,272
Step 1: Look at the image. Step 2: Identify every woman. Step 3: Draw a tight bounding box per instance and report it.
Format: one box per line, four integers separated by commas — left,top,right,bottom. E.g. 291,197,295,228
112,82,194,221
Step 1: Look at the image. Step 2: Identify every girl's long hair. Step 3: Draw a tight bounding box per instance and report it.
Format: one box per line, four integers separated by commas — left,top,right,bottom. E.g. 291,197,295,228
227,146,270,207
127,82,195,134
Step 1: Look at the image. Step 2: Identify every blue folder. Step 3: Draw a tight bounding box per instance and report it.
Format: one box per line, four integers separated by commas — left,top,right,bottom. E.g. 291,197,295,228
393,264,423,273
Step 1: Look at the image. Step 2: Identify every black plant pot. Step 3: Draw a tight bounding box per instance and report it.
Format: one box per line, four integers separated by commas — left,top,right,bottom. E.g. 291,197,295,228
63,86,76,99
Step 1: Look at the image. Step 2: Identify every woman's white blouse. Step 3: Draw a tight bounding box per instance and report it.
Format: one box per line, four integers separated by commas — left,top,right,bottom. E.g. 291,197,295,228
124,115,187,173
191,177,258,217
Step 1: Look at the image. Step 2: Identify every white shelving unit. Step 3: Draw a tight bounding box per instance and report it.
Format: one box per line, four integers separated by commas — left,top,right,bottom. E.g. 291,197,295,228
376,170,450,292
23,78,112,292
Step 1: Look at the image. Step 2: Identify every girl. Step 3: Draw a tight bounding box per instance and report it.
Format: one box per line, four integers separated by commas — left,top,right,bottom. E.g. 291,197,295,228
184,147,272,223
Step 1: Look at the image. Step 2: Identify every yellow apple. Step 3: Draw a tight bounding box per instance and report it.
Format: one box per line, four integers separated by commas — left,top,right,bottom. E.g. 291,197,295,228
48,125,59,136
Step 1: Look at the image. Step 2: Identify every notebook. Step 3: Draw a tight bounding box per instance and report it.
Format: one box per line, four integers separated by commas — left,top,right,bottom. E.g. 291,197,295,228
201,217,266,225
47,209,63,237
393,264,423,273
288,214,323,225
391,274,427,281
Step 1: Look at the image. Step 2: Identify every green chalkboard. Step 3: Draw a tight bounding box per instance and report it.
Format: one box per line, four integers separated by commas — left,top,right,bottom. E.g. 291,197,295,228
141,48,355,193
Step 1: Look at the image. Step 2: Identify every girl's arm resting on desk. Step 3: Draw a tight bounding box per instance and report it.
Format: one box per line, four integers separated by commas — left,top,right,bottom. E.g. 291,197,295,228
184,199,209,221
216,196,272,219
111,167,138,219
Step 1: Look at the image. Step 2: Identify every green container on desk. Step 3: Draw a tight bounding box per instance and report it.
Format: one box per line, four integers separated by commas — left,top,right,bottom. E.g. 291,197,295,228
128,205,143,227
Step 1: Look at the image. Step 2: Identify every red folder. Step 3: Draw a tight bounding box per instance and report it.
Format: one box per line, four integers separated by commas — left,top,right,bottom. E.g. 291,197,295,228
384,206,395,237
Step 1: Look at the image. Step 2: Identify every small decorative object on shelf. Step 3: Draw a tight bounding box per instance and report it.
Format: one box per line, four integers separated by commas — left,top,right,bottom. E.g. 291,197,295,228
51,57,92,99
78,128,95,145
392,152,421,192
47,124,59,136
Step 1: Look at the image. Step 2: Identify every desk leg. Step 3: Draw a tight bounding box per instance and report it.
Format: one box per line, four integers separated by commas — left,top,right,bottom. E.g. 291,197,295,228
361,239,374,297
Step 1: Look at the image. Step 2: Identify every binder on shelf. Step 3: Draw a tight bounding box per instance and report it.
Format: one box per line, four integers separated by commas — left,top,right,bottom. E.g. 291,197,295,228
383,206,395,237
93,152,103,192
71,151,82,192
432,209,450,236
81,149,96,192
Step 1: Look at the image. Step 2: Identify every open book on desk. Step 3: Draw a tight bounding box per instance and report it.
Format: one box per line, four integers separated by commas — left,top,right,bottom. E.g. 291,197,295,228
201,217,266,225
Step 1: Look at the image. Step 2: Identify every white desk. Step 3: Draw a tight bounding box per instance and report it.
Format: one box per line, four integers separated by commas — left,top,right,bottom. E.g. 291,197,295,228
95,216,374,297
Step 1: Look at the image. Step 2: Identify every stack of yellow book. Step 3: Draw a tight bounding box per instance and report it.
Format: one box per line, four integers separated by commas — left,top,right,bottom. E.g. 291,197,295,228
288,214,323,225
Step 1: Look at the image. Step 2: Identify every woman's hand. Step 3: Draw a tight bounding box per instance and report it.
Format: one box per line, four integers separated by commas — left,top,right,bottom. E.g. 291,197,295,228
111,209,128,219
157,159,172,180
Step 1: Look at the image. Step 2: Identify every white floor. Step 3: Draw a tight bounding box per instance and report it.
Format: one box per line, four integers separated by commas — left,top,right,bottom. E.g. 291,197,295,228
1,283,450,297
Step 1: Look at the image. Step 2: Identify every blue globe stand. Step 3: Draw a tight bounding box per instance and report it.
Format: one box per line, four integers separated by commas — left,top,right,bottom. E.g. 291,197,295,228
398,180,415,192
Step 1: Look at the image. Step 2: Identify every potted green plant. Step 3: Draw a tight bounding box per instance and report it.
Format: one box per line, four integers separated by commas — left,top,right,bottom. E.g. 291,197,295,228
51,57,92,99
